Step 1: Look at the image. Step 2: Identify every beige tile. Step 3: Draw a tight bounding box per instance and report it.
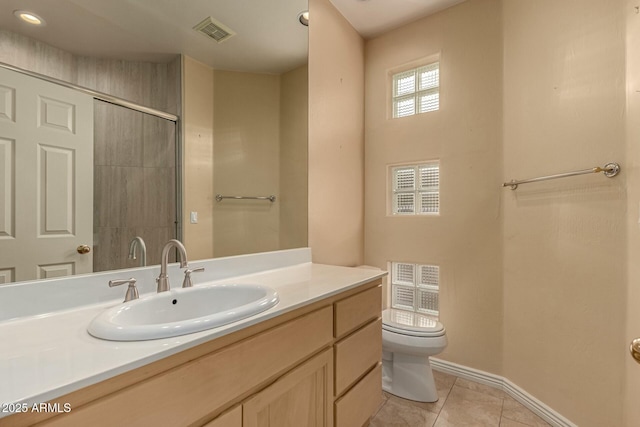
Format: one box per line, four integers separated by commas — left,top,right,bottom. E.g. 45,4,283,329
455,377,504,399
499,419,531,427
433,370,457,391
434,385,503,427
384,392,441,416
372,392,389,418
383,373,453,415
501,396,550,427
370,396,438,427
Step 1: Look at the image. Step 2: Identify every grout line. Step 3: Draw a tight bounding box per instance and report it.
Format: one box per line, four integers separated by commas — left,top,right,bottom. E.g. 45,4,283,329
377,372,550,427
498,392,506,427
432,376,456,426
371,398,386,419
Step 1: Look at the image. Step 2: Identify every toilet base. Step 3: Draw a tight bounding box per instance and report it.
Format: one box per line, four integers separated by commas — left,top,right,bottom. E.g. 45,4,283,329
382,352,438,402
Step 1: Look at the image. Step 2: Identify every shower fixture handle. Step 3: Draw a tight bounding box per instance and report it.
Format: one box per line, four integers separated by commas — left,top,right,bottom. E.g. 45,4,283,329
109,277,139,303
182,267,205,288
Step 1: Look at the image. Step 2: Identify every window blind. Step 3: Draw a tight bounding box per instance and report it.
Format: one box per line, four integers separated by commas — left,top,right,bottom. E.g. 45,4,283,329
392,62,440,118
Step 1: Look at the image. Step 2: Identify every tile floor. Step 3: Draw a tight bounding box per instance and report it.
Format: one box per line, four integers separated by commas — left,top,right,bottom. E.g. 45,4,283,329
370,371,551,427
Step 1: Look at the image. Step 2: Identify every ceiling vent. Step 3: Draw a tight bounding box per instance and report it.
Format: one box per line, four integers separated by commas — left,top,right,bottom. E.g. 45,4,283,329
193,17,236,43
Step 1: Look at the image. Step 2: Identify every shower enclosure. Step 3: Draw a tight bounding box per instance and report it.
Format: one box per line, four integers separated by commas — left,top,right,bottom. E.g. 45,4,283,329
93,101,178,271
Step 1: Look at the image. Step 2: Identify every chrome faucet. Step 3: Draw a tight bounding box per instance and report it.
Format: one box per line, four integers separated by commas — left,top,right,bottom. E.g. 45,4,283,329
128,236,147,267
156,239,188,292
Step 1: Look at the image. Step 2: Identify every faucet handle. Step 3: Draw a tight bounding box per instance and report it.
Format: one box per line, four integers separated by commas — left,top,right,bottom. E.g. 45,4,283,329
182,267,205,288
109,278,139,302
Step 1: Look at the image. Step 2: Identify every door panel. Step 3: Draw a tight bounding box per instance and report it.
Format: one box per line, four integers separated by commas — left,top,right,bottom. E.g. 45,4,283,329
0,67,93,282
0,137,13,238
39,144,75,235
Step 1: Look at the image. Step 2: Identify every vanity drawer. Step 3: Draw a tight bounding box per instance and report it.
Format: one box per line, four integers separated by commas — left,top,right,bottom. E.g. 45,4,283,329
334,364,382,427
334,282,381,339
334,318,382,396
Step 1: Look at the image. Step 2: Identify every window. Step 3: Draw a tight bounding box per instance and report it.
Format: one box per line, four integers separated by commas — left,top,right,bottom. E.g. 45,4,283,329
390,262,440,317
391,162,439,215
392,62,439,118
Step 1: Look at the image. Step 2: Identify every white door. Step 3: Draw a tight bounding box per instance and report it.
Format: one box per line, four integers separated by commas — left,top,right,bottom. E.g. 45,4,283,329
0,67,93,283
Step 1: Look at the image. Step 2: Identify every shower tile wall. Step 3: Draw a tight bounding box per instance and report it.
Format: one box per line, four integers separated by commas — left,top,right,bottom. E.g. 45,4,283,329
93,103,176,271
0,29,75,81
75,57,180,116
79,57,180,271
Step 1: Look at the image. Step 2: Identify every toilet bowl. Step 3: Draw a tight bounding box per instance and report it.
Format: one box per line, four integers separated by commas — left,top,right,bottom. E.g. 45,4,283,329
382,308,447,402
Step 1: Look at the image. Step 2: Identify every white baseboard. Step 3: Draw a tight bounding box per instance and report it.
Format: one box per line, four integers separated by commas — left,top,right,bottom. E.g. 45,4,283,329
430,358,577,427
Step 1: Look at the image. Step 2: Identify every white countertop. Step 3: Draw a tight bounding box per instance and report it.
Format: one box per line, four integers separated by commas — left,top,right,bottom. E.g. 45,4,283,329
0,254,386,417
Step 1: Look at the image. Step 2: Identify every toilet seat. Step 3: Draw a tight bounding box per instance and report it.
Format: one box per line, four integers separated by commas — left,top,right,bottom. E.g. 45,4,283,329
382,308,445,337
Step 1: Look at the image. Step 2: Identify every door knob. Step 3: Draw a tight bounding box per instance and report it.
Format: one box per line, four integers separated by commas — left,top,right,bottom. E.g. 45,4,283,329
77,245,91,254
631,338,640,364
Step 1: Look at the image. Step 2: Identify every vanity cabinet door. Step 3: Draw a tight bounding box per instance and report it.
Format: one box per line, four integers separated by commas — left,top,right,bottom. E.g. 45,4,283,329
243,348,334,427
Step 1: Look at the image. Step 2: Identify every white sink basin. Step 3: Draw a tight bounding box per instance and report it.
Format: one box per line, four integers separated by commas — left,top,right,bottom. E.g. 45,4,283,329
88,283,279,341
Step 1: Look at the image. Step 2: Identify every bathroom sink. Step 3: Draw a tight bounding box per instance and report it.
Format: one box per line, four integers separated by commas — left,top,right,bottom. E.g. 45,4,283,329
88,283,279,341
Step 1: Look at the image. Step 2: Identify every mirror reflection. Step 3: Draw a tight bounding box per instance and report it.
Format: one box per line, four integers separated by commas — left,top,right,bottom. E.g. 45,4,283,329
0,0,308,284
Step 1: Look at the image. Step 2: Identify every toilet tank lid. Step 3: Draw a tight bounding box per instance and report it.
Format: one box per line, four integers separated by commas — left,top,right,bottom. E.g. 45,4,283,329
382,308,444,334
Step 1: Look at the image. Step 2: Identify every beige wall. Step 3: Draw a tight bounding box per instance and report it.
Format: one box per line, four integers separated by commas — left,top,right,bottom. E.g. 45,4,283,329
363,0,503,374
308,0,365,266
502,1,627,426
184,63,308,259
360,0,636,424
182,56,215,260
280,65,309,250
212,70,281,257
625,1,640,425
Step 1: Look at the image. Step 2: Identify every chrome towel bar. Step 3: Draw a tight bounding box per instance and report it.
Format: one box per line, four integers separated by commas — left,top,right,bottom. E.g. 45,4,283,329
215,194,276,202
502,162,620,190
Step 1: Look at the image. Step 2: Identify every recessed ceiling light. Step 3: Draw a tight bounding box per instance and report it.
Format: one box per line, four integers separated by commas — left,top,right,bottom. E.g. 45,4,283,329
298,10,309,26
13,10,46,26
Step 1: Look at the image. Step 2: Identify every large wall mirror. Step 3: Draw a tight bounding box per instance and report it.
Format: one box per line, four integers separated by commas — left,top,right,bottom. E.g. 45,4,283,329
0,0,308,284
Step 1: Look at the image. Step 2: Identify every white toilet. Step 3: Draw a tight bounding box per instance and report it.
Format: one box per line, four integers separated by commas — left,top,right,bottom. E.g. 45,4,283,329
382,308,447,402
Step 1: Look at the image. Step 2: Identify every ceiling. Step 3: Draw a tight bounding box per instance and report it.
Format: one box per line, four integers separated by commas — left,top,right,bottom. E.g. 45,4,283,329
330,0,466,39
0,0,309,74
0,0,464,73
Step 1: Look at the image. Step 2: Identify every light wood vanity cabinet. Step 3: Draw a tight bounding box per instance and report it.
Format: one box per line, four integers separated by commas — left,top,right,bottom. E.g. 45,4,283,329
333,284,383,427
6,279,381,427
